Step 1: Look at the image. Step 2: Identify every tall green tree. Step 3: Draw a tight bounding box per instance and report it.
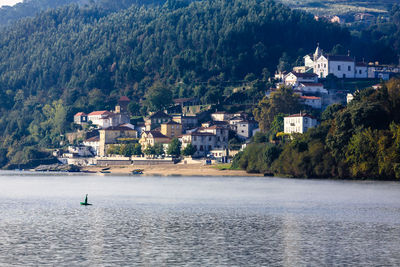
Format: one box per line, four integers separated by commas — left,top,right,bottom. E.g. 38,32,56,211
253,86,301,132
167,138,181,157
144,82,173,111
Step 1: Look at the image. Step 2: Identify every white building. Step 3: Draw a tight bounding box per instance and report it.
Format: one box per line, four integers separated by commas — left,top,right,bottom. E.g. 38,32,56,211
83,136,100,156
64,146,94,158
235,120,259,140
347,93,354,104
87,111,112,126
298,83,328,94
284,72,318,86
355,62,368,78
305,45,356,78
181,132,216,157
74,112,88,125
284,113,318,134
300,96,322,109
200,125,229,150
87,111,129,129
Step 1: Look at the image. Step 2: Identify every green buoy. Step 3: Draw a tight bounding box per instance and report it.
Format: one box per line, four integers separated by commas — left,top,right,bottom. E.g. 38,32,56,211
80,194,92,206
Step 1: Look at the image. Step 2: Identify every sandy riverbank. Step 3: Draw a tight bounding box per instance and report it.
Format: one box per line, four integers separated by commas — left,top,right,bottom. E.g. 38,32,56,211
81,163,262,177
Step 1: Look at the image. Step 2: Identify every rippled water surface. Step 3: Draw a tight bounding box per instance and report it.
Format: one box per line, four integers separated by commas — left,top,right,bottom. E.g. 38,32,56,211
0,171,399,266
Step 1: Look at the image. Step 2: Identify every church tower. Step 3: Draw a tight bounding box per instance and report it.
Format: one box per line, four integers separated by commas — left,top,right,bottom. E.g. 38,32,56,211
313,43,323,61
115,96,130,114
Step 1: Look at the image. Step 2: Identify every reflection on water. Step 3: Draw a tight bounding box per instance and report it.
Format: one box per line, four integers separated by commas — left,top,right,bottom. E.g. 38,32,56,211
0,172,399,266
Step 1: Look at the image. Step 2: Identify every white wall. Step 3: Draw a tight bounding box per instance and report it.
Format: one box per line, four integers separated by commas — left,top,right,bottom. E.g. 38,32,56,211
328,61,355,78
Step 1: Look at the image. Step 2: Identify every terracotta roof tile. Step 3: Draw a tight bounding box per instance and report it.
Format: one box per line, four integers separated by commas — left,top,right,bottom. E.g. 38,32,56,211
88,110,112,116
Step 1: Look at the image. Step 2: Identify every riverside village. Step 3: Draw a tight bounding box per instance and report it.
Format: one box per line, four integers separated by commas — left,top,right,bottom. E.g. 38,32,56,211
46,45,400,172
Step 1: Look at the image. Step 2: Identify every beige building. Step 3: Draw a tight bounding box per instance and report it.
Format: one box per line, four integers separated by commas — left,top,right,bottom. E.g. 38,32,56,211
161,121,182,138
99,126,137,157
172,115,198,130
211,111,232,122
139,131,171,150
145,111,172,131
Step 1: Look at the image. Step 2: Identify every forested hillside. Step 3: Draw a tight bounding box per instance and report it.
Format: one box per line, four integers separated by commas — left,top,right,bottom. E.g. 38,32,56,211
0,0,167,26
0,0,399,168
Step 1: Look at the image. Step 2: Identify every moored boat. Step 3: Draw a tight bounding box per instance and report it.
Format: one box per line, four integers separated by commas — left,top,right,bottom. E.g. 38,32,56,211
132,169,144,174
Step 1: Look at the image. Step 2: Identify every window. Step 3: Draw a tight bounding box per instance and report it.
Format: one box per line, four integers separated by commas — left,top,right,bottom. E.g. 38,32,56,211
338,65,341,71
359,70,362,74
348,66,351,71
324,64,326,68
193,136,197,141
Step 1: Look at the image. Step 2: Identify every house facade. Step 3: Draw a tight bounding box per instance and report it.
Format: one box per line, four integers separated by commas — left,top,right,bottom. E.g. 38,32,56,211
284,72,318,86
83,136,100,156
74,112,88,125
298,83,328,94
181,132,216,157
284,113,318,134
300,96,322,109
139,131,171,150
145,111,172,131
161,121,182,138
172,115,198,130
99,126,138,157
211,112,232,122
235,120,259,140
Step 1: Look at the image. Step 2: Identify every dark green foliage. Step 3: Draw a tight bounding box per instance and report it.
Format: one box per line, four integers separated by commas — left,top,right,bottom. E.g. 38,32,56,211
182,143,196,156
321,103,344,121
144,82,173,111
232,143,282,173
128,102,141,116
154,143,165,156
167,138,181,157
144,145,156,157
133,143,143,156
121,143,135,157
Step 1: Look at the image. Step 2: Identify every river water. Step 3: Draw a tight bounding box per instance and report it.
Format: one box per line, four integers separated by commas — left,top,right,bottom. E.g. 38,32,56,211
0,171,399,266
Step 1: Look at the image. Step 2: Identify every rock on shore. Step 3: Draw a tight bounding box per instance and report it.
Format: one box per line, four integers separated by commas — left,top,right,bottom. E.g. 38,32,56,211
34,164,80,172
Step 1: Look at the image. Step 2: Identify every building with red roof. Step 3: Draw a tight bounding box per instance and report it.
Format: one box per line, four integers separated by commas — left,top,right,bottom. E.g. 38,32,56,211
300,96,322,109
74,112,88,125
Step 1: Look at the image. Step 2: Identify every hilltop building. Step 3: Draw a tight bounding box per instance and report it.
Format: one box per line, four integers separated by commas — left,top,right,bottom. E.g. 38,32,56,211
74,112,88,125
303,45,400,80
